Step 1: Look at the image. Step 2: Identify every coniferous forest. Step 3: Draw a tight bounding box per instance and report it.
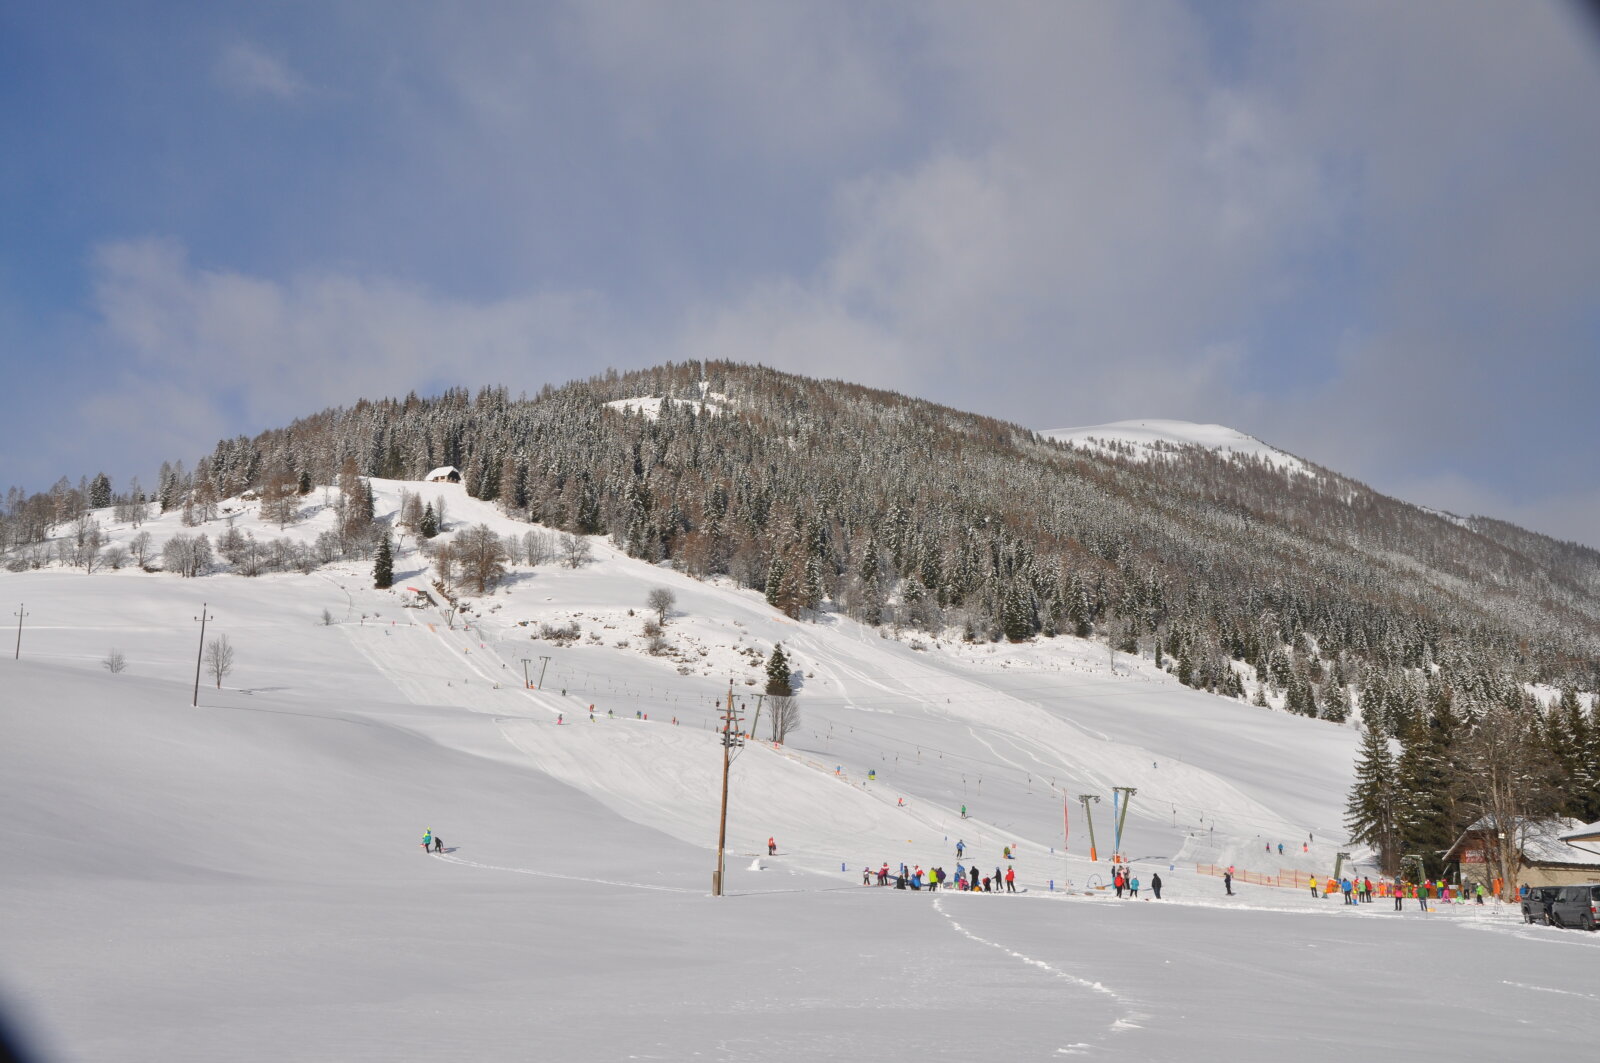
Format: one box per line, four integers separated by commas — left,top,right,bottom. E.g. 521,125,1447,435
5,362,1599,871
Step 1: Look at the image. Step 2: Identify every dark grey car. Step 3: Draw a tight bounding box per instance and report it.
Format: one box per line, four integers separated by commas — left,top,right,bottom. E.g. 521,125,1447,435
1547,883,1600,930
1522,886,1561,924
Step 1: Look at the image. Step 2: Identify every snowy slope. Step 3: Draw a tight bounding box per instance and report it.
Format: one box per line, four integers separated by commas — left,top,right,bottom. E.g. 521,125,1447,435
1042,419,1313,478
4,480,1596,1062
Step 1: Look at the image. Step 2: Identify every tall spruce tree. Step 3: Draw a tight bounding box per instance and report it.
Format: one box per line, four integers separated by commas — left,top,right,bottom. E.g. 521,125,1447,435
765,645,793,697
373,534,394,589
1395,712,1457,876
1345,723,1400,874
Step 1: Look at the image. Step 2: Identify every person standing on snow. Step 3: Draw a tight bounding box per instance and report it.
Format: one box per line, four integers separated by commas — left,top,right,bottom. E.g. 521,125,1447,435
956,840,965,859
1114,871,1125,899
1004,866,1017,893
1129,876,1140,898
1308,875,1318,899
1223,870,1233,896
421,829,433,853
1151,872,1162,899
970,866,980,890
768,837,777,856
433,834,444,853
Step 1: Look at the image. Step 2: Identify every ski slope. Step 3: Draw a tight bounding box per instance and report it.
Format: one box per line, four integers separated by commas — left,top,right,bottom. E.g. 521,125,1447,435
3,479,1595,1062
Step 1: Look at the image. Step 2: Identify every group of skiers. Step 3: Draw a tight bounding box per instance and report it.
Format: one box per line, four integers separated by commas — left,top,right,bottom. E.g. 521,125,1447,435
863,861,1017,893
1112,865,1162,899
1304,875,1377,904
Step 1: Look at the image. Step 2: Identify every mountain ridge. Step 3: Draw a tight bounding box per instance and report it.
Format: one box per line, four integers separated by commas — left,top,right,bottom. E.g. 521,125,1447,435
5,362,1598,710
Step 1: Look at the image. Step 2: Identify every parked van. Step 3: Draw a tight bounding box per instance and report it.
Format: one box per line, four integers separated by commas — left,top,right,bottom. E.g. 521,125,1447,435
1548,883,1600,930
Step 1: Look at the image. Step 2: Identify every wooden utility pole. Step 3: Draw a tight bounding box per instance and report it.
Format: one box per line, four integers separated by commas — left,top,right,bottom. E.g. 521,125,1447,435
13,604,27,660
192,604,213,706
714,680,743,896
537,655,552,690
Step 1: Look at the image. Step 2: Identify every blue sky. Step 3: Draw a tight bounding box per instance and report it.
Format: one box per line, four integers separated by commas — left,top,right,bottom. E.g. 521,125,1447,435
3,1,1598,546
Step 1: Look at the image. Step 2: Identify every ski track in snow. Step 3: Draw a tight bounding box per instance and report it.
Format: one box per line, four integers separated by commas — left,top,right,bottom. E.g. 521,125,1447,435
435,851,699,893
1461,917,1600,948
930,895,1145,1051
1500,980,1600,1000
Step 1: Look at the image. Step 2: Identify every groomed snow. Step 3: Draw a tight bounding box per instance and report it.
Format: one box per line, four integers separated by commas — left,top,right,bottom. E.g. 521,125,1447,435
4,479,1595,1062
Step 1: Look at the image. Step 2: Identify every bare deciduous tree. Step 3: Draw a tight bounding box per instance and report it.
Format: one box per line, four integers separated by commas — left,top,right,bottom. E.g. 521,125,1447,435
102,648,127,673
767,695,801,745
453,524,508,594
162,533,213,577
524,529,554,566
398,489,424,533
1456,698,1562,900
205,634,235,689
129,530,153,568
192,479,219,523
560,533,592,569
260,468,299,528
72,516,104,573
647,587,676,625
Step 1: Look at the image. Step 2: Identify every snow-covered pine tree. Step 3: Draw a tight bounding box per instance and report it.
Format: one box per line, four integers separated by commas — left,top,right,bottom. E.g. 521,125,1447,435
89,473,112,509
765,645,792,697
1345,723,1400,874
373,534,394,589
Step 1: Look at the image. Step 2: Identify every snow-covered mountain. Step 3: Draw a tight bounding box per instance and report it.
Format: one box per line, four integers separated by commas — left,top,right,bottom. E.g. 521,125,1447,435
1041,419,1314,478
4,473,1596,1062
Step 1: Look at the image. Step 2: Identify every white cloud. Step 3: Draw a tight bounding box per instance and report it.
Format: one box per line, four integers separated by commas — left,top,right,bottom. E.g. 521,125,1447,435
568,0,903,159
89,238,624,440
216,42,308,100
35,3,1599,551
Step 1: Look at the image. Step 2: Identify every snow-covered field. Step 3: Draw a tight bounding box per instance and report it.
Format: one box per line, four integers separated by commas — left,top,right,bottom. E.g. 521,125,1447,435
4,480,1595,1062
